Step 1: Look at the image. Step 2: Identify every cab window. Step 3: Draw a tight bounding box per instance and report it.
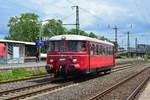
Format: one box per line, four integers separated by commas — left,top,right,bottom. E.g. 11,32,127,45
68,41,86,52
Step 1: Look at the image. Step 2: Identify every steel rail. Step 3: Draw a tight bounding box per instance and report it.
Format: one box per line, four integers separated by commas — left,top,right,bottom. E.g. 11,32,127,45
88,67,150,100
6,81,74,100
0,79,55,96
126,75,150,100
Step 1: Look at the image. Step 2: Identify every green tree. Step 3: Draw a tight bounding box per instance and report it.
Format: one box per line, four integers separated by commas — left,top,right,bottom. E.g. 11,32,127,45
5,13,40,42
98,36,108,41
67,29,76,35
42,19,67,37
89,32,98,38
67,28,89,36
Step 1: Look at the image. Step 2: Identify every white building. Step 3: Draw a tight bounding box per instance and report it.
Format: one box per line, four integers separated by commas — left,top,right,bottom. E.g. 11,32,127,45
0,40,36,64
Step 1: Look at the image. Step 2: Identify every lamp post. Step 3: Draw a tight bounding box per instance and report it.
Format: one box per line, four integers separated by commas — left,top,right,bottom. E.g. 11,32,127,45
38,20,49,62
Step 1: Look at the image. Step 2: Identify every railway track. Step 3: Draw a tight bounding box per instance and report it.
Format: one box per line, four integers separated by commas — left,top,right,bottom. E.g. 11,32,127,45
126,75,150,100
88,67,150,100
0,60,145,85
0,64,143,100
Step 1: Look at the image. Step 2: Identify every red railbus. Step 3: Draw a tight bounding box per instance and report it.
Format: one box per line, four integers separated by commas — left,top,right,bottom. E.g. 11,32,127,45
45,35,115,77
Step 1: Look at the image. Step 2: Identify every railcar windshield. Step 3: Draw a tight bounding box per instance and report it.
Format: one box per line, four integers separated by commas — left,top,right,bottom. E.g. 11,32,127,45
48,41,86,52
68,41,86,52
48,41,66,52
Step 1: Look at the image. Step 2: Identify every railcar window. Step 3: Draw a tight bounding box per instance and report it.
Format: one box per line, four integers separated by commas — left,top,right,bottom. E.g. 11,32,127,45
96,45,99,55
93,44,97,55
59,41,66,52
48,41,66,52
108,47,110,55
104,46,106,56
108,47,112,55
90,44,94,55
102,46,105,56
100,45,102,55
110,47,113,55
68,41,86,52
68,41,78,52
104,46,107,56
106,47,108,56
80,43,86,52
48,42,55,52
89,44,113,56
98,45,101,55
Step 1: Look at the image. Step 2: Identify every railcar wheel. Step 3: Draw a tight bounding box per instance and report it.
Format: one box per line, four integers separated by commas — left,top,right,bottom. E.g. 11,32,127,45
96,71,101,75
54,74,59,78
104,69,111,74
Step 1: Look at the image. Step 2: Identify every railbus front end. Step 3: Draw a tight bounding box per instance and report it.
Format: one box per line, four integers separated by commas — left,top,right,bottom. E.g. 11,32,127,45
45,40,89,77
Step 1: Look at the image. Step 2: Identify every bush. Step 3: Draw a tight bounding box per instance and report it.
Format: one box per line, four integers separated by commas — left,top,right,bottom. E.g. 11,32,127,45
146,56,150,59
0,68,46,82
12,68,31,79
120,56,127,59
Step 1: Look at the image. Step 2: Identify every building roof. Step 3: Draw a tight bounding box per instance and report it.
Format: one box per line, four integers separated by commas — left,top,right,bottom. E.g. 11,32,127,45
49,35,114,46
0,39,35,45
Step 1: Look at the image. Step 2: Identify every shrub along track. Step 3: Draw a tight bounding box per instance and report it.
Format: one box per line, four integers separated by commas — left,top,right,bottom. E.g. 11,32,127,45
88,67,150,100
0,73,53,85
0,62,147,100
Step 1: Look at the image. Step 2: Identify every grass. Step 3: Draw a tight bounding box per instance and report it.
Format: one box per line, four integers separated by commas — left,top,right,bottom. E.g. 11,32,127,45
116,56,139,60
120,56,127,59
0,68,46,82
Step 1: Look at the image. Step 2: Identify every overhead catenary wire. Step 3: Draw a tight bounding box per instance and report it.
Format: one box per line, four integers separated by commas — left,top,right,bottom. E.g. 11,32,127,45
61,12,75,20
65,0,149,48
65,0,102,26
134,0,149,23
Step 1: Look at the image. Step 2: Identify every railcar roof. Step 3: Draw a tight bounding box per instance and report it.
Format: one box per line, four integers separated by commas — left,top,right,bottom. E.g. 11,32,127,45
49,35,114,46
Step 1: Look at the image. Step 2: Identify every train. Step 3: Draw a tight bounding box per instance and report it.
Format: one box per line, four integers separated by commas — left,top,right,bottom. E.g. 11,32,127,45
0,43,7,57
45,35,115,77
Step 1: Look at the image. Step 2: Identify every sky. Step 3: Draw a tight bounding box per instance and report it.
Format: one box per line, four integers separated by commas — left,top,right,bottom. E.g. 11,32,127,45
0,0,150,48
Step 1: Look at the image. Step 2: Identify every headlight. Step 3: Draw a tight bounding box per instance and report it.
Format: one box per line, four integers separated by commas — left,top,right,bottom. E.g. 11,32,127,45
49,59,54,63
72,59,77,63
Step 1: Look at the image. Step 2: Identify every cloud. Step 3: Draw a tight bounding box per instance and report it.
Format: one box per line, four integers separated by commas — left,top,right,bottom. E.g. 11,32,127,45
20,0,127,27
1,0,150,48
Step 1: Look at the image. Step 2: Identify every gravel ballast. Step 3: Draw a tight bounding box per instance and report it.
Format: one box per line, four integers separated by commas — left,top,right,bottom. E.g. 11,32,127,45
0,60,141,92
30,63,150,100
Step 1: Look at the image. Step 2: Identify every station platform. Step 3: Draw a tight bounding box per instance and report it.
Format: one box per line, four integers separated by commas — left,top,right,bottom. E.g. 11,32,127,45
0,61,46,73
0,61,46,69
0,58,138,69
138,80,150,100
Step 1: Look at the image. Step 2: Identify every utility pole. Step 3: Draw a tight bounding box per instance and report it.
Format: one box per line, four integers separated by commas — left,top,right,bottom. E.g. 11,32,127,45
127,31,130,51
113,25,119,52
127,31,130,56
72,6,80,35
63,6,80,35
113,25,118,44
135,37,137,49
135,37,137,56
